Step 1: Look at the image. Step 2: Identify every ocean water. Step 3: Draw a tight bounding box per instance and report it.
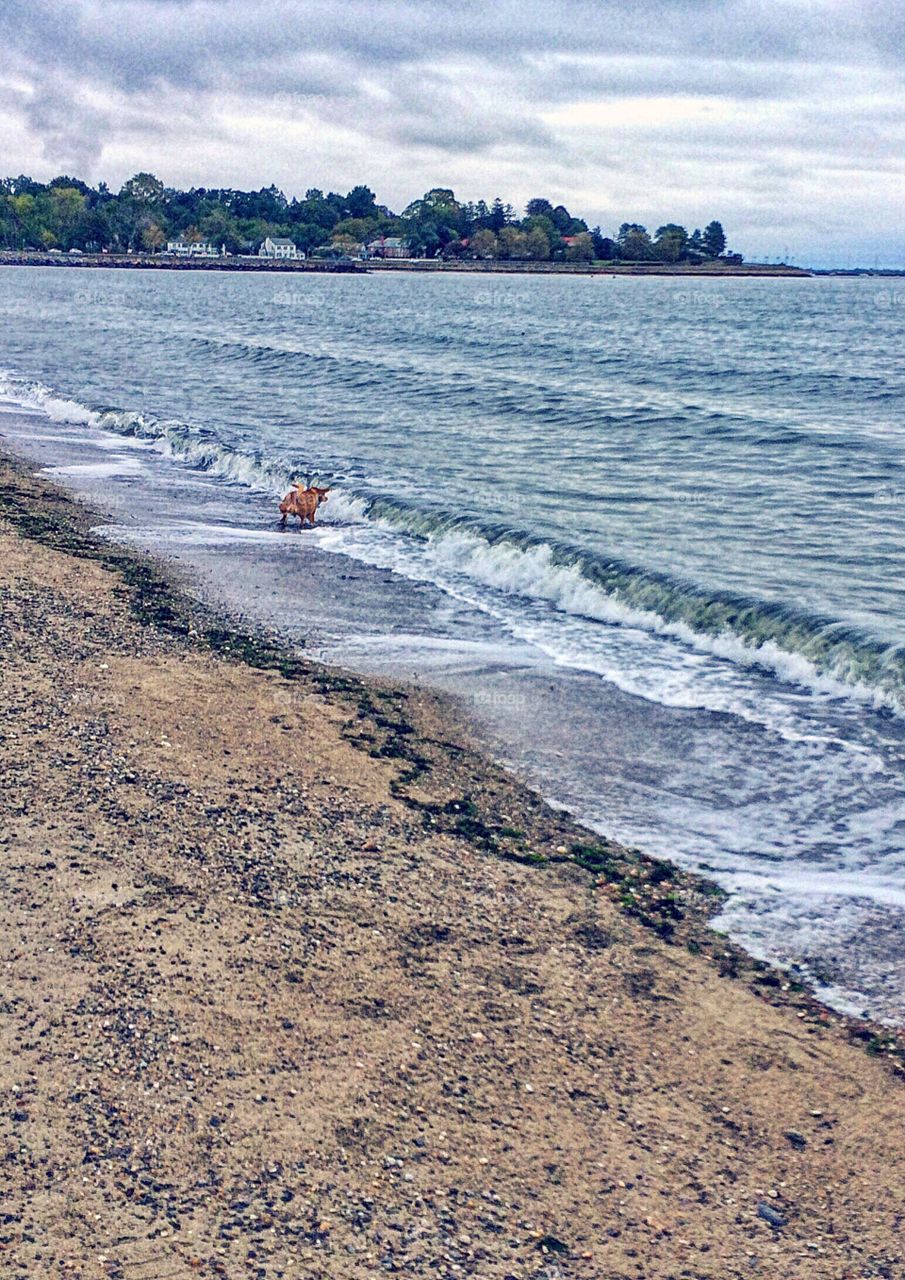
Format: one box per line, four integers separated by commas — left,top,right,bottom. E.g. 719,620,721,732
1,266,903,1021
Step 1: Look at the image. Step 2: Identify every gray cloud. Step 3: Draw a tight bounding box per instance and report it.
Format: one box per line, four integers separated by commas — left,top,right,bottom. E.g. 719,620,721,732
18,75,109,172
5,0,902,89
0,0,902,262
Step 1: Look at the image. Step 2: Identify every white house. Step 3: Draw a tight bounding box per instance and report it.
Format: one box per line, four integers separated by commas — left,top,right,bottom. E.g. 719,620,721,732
166,240,219,257
259,237,302,260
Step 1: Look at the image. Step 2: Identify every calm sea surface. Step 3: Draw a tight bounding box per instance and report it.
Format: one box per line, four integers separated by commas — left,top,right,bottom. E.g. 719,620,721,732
1,267,903,1019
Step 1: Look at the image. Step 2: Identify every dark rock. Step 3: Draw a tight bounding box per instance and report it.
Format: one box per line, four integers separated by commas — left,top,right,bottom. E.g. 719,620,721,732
573,923,612,951
757,1202,787,1229
537,1234,569,1254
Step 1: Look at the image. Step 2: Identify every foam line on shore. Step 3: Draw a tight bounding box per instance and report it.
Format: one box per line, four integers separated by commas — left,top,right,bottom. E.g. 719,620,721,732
3,369,903,719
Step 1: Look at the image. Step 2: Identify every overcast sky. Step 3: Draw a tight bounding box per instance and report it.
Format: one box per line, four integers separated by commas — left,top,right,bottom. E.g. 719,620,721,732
1,0,902,265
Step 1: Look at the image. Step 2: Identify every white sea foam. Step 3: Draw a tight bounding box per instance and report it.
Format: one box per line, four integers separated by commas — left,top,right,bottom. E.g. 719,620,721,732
93,520,308,547
323,518,905,725
712,866,905,910
44,458,145,479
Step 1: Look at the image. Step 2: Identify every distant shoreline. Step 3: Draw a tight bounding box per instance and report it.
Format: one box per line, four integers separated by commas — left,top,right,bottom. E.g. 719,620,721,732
0,251,363,274
366,258,813,276
0,250,812,277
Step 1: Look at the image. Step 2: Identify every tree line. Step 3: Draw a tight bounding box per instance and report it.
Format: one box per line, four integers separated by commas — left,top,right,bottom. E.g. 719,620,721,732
0,173,737,264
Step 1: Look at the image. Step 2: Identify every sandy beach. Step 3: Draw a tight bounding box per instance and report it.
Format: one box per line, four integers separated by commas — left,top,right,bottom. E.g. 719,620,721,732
1,450,903,1280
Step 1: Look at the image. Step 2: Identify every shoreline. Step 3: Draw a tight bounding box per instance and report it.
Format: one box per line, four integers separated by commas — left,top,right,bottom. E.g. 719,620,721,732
4,446,901,1041
365,259,812,277
0,250,811,277
1,449,903,1277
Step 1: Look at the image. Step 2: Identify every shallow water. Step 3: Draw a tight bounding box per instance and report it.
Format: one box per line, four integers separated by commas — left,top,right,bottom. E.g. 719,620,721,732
1,267,903,1021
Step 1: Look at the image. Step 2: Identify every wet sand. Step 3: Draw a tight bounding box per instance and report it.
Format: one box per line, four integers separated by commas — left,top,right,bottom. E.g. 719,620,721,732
1,452,903,1280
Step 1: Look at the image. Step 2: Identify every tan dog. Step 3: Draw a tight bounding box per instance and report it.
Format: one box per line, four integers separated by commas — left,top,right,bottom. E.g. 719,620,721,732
279,482,329,528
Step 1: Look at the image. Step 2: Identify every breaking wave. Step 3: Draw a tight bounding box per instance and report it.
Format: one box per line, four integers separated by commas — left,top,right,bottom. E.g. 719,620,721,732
3,371,904,715
357,497,905,715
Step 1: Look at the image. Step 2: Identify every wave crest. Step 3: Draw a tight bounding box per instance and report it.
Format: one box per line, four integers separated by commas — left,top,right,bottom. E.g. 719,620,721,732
358,495,905,713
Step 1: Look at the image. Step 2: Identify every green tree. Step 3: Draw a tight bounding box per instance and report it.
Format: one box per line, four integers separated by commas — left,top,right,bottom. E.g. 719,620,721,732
400,222,434,257
200,207,241,253
550,204,574,234
654,223,689,262
332,217,379,243
48,174,92,195
330,233,360,257
565,232,595,262
76,206,113,251
617,223,654,260
0,199,17,248
288,222,329,256
702,220,726,257
403,189,465,244
142,222,165,252
49,186,87,245
298,190,338,231
0,169,737,266
119,172,165,205
468,228,498,258
523,212,558,237
498,226,530,259
12,194,40,246
345,185,378,219
525,225,551,260
489,198,508,231
591,226,616,259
